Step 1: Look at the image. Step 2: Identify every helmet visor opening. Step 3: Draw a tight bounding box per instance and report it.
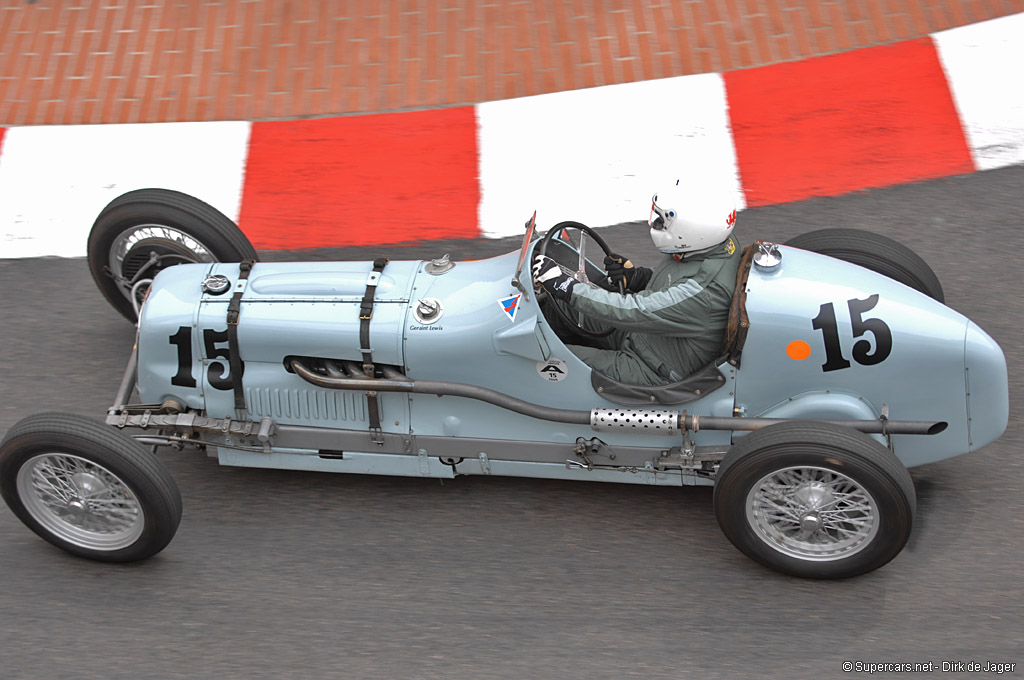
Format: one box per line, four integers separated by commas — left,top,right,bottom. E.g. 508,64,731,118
649,196,671,231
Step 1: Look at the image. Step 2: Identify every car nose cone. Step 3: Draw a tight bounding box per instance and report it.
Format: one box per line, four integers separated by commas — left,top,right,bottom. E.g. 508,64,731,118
964,321,1008,452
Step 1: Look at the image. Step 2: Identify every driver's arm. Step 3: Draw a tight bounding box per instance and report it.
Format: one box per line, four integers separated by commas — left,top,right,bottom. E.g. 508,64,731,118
570,259,730,337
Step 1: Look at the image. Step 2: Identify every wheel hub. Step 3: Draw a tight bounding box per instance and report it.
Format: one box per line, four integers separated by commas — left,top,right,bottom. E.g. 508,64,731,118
122,239,198,283
65,471,108,518
788,481,835,536
745,465,879,562
17,452,145,550
108,225,216,315
799,512,822,533
72,471,106,496
791,481,833,509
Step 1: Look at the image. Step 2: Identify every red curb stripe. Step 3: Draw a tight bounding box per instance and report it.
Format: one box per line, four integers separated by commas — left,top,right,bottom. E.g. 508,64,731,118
238,108,480,250
725,38,974,207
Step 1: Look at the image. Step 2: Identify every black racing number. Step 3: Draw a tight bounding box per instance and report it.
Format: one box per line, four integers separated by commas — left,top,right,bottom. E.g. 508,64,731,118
811,302,851,372
203,328,239,390
812,295,892,372
168,326,240,391
848,294,892,366
169,326,197,388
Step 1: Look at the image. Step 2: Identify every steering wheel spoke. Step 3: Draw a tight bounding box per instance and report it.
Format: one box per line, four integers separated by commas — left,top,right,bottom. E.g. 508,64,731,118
555,262,576,278
575,231,589,281
536,221,616,339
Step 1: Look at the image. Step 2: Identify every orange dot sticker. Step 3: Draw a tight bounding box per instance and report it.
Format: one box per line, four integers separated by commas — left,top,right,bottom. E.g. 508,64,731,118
786,340,812,361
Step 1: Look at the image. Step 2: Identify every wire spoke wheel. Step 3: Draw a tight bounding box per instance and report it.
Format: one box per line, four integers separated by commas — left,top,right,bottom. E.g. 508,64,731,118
87,189,258,321
108,224,217,312
714,421,915,579
746,465,878,561
17,453,145,551
1,413,182,562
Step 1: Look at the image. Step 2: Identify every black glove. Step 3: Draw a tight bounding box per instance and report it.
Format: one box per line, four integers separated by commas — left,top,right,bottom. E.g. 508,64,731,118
603,253,652,293
532,255,577,300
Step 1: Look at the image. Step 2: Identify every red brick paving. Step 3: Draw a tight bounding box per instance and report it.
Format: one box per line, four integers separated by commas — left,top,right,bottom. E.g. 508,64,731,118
0,0,1021,126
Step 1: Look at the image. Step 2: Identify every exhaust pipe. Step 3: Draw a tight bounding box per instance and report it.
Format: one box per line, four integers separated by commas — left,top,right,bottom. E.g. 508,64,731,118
290,359,947,436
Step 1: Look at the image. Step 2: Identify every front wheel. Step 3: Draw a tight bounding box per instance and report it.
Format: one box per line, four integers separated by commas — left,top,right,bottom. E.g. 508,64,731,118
87,188,259,321
785,229,944,302
713,421,915,579
0,413,182,562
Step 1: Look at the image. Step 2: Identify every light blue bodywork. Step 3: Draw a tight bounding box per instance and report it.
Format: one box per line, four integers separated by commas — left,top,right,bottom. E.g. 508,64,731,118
136,239,1008,486
738,250,1007,467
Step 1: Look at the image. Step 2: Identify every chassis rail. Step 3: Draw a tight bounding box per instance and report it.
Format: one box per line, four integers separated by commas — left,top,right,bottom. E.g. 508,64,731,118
105,350,948,441
289,359,947,437
101,353,949,480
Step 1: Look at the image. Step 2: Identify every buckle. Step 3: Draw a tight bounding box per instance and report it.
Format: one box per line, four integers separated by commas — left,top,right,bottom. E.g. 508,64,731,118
227,310,240,325
359,306,373,321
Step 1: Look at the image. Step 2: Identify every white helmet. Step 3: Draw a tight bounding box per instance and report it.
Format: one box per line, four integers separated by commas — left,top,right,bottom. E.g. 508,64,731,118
648,181,737,254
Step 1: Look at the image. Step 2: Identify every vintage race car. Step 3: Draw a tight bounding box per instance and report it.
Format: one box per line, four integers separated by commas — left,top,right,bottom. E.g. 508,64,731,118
0,189,1009,579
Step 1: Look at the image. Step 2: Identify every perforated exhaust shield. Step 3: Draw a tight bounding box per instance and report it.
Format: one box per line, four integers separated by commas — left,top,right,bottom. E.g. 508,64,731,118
590,408,680,435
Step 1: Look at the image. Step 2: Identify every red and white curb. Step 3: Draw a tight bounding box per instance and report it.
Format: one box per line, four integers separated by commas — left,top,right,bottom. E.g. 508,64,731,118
0,13,1021,259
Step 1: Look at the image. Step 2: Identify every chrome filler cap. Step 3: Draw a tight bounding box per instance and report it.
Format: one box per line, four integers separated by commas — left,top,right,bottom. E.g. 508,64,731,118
201,274,231,295
753,241,782,270
413,297,444,324
425,254,455,275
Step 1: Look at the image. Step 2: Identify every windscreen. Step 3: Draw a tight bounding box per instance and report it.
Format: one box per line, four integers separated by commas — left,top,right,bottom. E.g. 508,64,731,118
513,210,537,283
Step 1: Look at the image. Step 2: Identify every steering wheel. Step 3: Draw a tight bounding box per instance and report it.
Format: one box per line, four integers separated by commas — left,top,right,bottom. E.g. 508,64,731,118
536,221,623,339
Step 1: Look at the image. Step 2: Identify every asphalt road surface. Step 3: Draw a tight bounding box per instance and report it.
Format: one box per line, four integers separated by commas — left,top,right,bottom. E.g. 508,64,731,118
1,167,1021,679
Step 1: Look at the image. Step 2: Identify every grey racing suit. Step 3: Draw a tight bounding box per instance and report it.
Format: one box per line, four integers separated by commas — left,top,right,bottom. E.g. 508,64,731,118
562,236,741,386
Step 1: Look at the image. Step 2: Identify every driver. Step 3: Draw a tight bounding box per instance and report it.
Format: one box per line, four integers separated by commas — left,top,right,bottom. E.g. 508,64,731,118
532,181,742,386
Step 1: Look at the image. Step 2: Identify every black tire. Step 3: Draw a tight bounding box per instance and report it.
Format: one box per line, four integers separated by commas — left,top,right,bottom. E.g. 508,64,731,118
713,421,915,579
0,413,182,562
87,188,258,321
785,229,944,302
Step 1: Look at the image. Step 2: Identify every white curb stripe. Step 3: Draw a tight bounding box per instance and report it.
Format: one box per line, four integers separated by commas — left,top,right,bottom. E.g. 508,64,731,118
934,13,1024,171
476,73,744,239
0,122,251,259
1,13,1022,260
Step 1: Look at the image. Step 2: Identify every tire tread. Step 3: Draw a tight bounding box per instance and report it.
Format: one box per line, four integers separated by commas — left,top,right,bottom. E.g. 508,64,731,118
87,188,257,320
0,413,182,562
713,421,915,579
785,228,944,302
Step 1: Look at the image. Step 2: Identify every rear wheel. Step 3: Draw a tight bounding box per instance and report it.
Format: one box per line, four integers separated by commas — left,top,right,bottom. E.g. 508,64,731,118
87,189,258,321
0,413,182,562
785,229,943,302
713,421,915,579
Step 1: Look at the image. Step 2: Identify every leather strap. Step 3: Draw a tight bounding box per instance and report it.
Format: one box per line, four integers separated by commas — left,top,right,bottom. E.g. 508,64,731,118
722,245,756,367
227,261,254,413
359,258,389,442
359,258,389,375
